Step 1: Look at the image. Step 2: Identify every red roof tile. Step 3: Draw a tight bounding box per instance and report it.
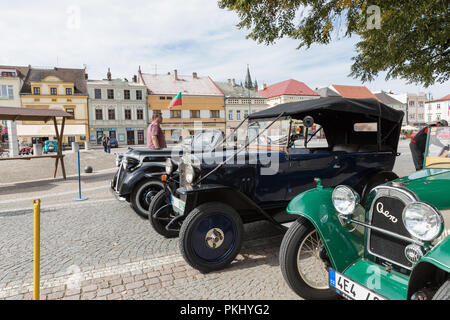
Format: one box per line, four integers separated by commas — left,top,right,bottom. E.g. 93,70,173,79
257,79,318,98
431,94,450,102
331,84,380,101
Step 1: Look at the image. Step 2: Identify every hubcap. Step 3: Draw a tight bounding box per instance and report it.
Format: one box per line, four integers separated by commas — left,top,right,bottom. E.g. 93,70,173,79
296,229,329,289
205,228,224,248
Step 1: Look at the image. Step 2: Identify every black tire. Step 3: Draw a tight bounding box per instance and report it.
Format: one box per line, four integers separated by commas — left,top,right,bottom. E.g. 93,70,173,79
130,179,165,219
280,217,339,300
433,280,450,300
179,202,243,273
148,190,179,238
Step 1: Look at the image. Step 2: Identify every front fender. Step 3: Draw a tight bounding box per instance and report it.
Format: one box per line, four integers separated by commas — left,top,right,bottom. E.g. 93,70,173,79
286,187,364,272
417,237,450,273
120,163,166,195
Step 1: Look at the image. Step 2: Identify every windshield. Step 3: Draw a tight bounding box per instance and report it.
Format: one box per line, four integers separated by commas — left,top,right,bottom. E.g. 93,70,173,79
190,130,222,151
425,126,450,168
246,119,290,147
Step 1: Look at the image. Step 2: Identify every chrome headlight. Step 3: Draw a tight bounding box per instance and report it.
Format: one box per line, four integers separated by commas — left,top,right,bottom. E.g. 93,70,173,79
165,158,174,175
185,164,196,184
402,202,444,242
332,185,359,215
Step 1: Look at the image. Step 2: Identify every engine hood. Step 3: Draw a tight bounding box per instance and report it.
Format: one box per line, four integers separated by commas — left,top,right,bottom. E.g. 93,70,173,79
390,168,450,210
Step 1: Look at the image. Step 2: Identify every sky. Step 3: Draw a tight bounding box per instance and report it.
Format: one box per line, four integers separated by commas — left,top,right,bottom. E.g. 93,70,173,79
1,0,448,99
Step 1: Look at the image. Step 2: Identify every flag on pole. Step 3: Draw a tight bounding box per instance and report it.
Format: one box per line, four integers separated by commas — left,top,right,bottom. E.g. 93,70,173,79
168,92,182,109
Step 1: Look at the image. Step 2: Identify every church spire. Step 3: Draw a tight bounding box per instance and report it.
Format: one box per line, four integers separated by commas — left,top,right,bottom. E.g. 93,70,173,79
244,64,253,90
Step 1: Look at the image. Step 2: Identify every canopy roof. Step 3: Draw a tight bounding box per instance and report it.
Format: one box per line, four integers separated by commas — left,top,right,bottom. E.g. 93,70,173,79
0,106,72,122
248,97,404,124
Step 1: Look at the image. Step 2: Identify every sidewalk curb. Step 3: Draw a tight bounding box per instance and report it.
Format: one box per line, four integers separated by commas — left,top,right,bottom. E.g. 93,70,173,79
0,167,117,188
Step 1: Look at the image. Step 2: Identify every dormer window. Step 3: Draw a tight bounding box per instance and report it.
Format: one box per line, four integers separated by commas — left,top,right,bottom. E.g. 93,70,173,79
50,87,57,95
66,88,73,95
33,87,41,95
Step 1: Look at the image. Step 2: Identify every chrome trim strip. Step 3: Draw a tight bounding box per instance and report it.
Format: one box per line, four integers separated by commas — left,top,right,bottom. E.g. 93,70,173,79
342,216,424,246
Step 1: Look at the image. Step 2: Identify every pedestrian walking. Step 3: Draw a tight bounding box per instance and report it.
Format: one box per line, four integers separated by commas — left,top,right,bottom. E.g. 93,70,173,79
147,112,167,150
410,119,448,170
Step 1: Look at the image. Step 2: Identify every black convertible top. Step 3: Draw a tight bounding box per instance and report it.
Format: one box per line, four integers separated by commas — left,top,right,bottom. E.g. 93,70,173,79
248,97,404,124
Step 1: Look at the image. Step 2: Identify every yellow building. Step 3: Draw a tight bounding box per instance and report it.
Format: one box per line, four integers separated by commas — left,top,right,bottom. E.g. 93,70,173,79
138,69,225,142
18,67,89,145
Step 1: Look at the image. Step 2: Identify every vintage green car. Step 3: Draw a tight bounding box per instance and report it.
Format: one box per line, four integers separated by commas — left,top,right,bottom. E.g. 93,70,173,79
280,125,450,300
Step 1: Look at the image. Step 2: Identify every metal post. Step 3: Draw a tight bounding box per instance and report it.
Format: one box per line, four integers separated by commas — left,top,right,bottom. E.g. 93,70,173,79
74,150,88,201
33,199,40,300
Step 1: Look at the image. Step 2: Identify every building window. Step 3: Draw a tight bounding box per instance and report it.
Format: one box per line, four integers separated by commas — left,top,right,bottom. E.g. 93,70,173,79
125,109,132,120
65,108,75,118
437,104,441,109
228,110,233,120
0,85,13,99
236,110,241,120
33,87,40,95
159,96,165,100
66,88,72,95
170,110,181,118
136,90,142,100
124,90,130,100
94,89,102,99
137,109,144,120
166,96,172,100
107,89,114,99
50,87,57,95
95,109,103,120
153,110,161,117
190,110,200,118
244,110,249,118
210,110,220,118
108,109,115,120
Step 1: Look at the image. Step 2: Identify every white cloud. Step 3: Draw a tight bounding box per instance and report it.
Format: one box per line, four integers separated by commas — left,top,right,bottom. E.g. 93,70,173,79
0,0,448,98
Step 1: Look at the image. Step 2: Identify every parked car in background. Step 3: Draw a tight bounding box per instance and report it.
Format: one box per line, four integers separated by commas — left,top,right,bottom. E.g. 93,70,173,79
110,138,119,148
111,130,224,219
19,144,33,155
43,140,58,153
280,125,450,300
167,97,404,273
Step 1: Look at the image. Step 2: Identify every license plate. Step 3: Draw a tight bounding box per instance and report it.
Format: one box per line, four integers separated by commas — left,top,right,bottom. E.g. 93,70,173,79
329,269,386,300
171,195,185,213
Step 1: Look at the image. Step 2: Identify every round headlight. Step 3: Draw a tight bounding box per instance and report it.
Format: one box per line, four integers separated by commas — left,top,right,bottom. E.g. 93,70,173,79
332,185,359,215
185,164,196,184
402,202,443,242
165,158,174,174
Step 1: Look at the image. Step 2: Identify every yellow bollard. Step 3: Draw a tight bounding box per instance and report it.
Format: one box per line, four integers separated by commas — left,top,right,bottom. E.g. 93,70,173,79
33,199,40,300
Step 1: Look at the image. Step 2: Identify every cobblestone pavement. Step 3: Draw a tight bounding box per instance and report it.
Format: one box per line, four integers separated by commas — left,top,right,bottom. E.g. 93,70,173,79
0,196,294,300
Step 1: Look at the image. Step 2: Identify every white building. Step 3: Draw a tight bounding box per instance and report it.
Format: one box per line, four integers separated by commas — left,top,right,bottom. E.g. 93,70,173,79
216,79,268,131
424,94,450,124
88,69,148,145
257,79,320,108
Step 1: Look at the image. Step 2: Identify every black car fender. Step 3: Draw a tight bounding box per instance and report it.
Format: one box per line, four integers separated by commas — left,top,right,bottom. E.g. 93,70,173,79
120,162,166,195
355,170,399,205
177,184,283,227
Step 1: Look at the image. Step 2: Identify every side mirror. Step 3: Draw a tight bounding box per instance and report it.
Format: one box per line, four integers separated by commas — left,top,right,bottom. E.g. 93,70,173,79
303,116,314,128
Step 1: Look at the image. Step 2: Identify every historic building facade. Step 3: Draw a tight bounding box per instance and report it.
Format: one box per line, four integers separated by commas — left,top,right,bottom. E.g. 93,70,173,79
424,94,450,124
17,67,89,145
139,69,225,143
87,70,148,145
216,79,268,131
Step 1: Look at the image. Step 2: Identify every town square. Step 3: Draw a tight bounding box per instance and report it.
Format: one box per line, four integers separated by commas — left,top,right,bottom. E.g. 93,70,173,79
0,0,449,309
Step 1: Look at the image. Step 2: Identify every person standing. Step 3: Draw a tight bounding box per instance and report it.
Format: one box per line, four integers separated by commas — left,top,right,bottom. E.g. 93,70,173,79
147,112,167,150
106,135,111,153
101,134,108,153
410,119,448,170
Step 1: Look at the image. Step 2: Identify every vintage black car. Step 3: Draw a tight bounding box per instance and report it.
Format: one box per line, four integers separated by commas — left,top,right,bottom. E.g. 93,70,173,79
164,97,404,272
111,129,224,218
